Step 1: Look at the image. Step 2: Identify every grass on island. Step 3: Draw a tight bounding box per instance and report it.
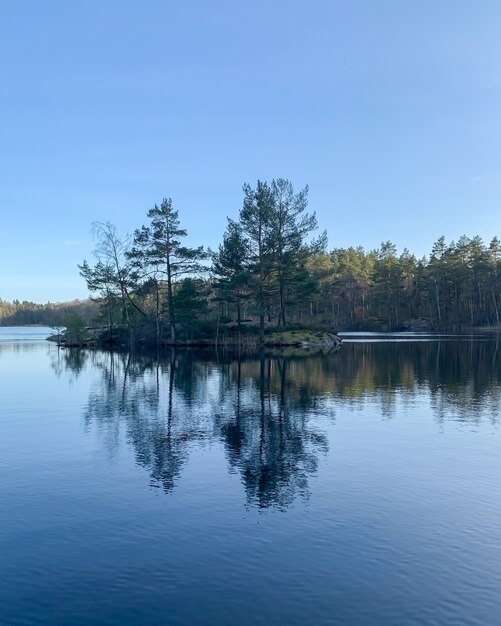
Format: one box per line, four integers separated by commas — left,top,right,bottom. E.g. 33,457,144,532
264,329,334,346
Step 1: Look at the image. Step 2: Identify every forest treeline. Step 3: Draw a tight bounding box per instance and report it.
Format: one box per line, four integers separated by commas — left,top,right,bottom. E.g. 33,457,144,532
3,178,501,341
0,298,97,327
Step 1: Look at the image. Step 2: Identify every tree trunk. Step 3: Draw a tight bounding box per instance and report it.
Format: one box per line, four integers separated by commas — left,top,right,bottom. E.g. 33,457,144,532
277,276,286,329
434,280,441,327
166,253,175,343
492,291,500,326
237,301,242,344
155,279,161,348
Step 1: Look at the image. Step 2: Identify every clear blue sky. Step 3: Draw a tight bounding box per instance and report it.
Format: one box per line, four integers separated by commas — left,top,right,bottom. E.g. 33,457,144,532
1,1,500,302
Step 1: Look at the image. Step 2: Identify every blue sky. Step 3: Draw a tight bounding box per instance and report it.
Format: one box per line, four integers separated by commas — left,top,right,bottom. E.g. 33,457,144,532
1,1,500,302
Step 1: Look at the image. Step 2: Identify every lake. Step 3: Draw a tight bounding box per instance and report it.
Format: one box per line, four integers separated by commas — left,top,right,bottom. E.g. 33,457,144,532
1,327,500,625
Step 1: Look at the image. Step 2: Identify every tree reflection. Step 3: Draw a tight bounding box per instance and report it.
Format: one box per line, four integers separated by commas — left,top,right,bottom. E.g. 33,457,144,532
50,347,89,380
82,350,202,492
326,339,501,422
69,349,330,507
214,356,329,509
53,338,501,507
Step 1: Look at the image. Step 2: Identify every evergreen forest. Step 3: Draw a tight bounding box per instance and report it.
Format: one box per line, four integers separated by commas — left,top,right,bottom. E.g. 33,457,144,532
2,178,501,345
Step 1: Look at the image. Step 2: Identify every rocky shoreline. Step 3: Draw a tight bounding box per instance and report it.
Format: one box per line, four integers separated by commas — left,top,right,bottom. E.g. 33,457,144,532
46,329,342,350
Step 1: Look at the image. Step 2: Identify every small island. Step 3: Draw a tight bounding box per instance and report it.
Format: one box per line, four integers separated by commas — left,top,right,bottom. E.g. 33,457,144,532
49,179,346,351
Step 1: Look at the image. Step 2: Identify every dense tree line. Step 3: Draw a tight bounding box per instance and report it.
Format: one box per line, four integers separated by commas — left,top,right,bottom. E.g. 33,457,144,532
3,179,500,340
0,298,97,327
318,235,501,331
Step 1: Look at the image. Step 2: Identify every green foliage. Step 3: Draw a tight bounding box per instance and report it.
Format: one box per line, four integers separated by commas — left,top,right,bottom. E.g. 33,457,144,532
211,219,251,326
127,198,207,342
174,278,208,324
62,312,90,344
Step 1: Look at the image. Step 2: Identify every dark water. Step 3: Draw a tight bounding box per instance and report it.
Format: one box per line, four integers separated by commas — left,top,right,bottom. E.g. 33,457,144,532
1,328,500,625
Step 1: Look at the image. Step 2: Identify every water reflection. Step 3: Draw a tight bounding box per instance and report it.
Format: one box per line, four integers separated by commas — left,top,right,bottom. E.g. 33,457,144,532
215,357,329,509
0,340,45,356
53,340,501,507
0,326,52,355
50,347,89,379
75,350,331,508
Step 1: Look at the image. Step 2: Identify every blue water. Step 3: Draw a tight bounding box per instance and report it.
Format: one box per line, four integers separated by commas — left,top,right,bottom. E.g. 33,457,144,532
1,327,500,625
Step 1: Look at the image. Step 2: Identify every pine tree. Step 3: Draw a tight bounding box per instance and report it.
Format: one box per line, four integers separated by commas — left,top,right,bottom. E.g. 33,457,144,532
239,182,275,346
211,219,251,335
128,198,206,343
269,178,318,328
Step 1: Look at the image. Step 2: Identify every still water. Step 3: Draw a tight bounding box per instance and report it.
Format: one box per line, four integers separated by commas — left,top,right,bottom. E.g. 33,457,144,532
1,327,500,625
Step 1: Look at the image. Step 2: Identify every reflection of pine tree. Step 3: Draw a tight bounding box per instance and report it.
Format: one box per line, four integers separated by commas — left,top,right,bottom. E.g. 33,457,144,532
217,356,329,510
49,347,89,380
79,350,331,506
82,351,194,492
70,342,501,505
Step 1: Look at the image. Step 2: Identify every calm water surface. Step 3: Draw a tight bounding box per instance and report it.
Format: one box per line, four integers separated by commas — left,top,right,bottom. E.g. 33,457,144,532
1,327,500,625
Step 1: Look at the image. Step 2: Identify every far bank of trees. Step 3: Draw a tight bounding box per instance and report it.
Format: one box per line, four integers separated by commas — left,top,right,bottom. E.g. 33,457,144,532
3,179,500,342
0,298,97,327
